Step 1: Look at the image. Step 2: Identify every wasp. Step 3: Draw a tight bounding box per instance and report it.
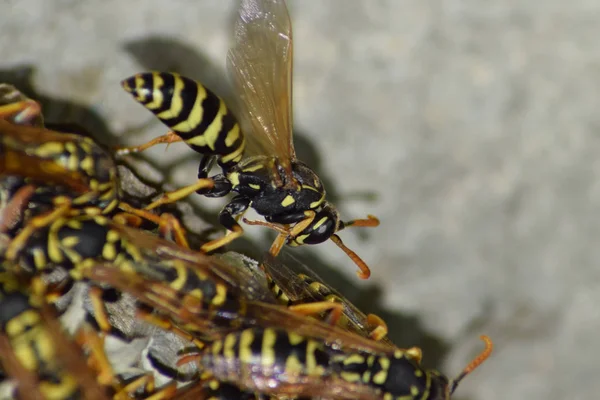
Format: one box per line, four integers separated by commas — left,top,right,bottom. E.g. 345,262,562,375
119,0,379,279
178,325,492,400
0,266,126,400
0,89,191,248
1,205,284,342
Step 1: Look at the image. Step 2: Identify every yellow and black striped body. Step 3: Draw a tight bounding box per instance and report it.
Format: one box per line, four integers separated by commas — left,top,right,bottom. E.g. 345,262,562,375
121,72,245,170
121,72,345,248
201,327,331,395
332,349,450,400
0,270,81,399
0,119,120,215
8,214,253,335
200,326,452,400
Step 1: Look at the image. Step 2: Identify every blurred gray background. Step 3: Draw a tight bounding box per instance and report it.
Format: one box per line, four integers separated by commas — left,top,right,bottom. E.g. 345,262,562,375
2,1,599,399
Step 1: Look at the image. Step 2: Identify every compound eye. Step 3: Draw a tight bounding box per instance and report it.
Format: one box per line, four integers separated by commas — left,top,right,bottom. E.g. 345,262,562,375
302,214,337,245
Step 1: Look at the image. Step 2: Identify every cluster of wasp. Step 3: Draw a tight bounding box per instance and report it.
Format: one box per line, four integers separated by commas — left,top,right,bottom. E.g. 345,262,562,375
0,1,493,399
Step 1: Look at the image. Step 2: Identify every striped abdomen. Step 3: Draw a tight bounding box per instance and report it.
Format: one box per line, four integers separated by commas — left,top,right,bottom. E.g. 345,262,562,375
121,72,245,169
201,327,331,390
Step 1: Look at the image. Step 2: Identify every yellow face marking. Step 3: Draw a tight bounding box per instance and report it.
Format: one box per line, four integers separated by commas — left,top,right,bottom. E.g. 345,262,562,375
312,216,328,230
33,142,64,158
261,329,276,368
239,329,255,364
290,234,309,246
281,195,295,207
145,73,165,110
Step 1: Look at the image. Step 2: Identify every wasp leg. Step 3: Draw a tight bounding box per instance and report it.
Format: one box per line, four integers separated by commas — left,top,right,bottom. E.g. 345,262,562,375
74,325,116,387
245,210,317,257
115,131,183,156
0,99,42,125
197,155,218,179
242,218,289,234
241,217,290,256
115,374,177,400
4,200,72,260
200,196,251,253
0,184,35,234
365,313,389,341
117,203,190,248
289,301,344,326
144,178,215,211
136,306,205,348
88,286,112,333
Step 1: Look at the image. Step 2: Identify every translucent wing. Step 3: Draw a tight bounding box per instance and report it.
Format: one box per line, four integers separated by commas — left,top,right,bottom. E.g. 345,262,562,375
262,251,395,348
227,0,296,175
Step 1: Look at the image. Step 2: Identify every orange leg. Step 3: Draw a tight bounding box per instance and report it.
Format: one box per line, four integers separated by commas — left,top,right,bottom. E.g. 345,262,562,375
117,203,190,248
115,131,183,156
289,301,344,326
200,217,245,254
4,200,71,261
74,325,115,387
88,286,112,333
144,179,215,211
366,313,389,341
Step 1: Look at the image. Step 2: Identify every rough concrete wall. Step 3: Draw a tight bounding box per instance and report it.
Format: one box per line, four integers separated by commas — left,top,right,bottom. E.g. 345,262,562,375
2,1,599,399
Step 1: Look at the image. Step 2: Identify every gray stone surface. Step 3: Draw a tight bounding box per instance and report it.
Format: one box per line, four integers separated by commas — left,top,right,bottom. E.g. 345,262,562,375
2,1,599,399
